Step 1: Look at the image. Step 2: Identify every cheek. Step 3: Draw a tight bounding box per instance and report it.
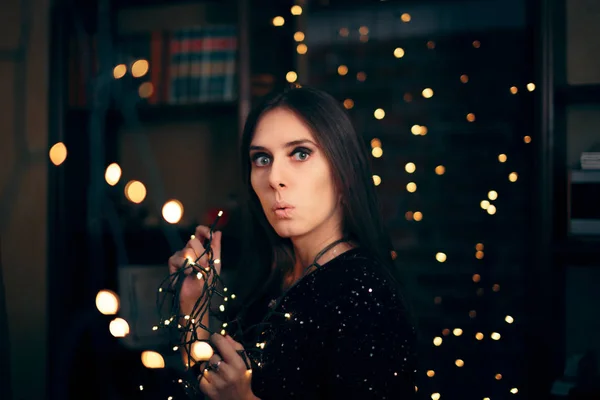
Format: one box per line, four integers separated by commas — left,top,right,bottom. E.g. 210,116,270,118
251,172,266,202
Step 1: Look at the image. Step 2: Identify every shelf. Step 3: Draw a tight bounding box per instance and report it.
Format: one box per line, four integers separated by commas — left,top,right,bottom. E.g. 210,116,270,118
114,0,226,9
109,102,238,125
556,84,600,105
554,236,600,266
571,169,600,183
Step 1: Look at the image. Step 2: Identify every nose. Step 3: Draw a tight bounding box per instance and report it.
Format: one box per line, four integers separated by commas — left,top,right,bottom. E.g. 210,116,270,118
268,159,287,190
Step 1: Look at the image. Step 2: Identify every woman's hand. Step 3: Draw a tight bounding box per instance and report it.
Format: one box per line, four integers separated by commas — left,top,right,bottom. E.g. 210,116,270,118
199,334,259,400
168,225,222,313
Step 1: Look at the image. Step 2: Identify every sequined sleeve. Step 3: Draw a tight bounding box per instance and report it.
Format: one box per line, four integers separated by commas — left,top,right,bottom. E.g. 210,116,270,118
320,262,418,399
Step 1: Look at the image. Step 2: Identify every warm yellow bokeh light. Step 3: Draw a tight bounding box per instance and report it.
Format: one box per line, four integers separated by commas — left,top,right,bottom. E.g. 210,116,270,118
272,16,285,26
406,182,417,193
466,113,476,122
125,180,147,204
49,142,68,166
372,175,382,186
374,108,385,119
394,47,405,58
436,252,447,263
105,163,122,186
524,135,532,143
370,138,382,148
476,243,484,251
480,200,490,209
411,125,422,135
498,154,507,163
427,370,435,377
453,328,463,336
162,199,184,224
433,336,443,346
435,165,445,175
141,351,165,369
337,65,348,76
131,59,149,78
343,99,354,109
488,190,498,200
372,147,383,158
291,5,302,15
413,211,423,221
509,172,518,182
191,341,214,361
511,388,519,394
455,359,464,367
405,162,416,173
505,315,514,324
527,83,536,91
294,31,305,41
109,318,130,338
491,332,501,340
401,13,411,22
431,393,440,400
296,43,308,54
476,332,484,340
496,373,503,380
487,204,497,215
475,251,484,259
422,88,434,98
473,274,481,283
510,86,518,94
138,82,154,98
96,290,120,315
286,71,298,83
113,64,127,79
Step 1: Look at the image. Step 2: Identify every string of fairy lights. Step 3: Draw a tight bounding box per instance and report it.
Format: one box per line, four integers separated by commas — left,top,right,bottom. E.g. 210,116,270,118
47,2,535,399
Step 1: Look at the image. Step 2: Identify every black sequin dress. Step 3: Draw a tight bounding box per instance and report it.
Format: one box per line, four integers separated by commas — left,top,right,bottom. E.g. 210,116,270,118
240,247,418,399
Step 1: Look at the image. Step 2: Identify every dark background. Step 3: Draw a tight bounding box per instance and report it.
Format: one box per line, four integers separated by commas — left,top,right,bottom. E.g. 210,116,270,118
1,0,600,399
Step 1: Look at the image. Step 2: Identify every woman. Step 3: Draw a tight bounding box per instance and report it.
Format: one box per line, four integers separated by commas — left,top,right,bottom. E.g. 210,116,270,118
169,86,418,399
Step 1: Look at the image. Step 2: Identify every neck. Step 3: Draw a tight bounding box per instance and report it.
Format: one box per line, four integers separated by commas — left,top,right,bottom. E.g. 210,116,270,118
284,228,354,289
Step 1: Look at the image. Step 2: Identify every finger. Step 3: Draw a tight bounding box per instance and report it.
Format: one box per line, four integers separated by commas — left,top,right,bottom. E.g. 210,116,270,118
208,355,235,381
224,335,245,351
198,372,218,398
168,249,200,275
185,236,206,261
210,333,246,370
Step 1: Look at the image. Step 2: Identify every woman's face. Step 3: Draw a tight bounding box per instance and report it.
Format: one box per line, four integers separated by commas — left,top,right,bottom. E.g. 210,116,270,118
249,108,342,240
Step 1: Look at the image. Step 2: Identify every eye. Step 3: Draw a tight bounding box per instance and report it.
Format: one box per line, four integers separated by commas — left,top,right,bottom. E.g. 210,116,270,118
251,153,271,167
292,147,312,161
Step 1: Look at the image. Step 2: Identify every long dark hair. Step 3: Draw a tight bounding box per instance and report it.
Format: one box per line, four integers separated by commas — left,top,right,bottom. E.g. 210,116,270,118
233,85,404,309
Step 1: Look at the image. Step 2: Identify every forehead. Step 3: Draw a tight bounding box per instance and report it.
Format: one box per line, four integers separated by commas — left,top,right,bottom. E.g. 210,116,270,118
251,108,315,145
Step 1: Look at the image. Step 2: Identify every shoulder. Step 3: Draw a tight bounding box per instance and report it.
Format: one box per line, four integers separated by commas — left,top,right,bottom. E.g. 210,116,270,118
313,248,410,318
315,249,397,296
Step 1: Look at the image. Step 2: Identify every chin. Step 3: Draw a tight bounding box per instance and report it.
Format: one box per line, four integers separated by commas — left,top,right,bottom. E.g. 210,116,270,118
269,220,306,239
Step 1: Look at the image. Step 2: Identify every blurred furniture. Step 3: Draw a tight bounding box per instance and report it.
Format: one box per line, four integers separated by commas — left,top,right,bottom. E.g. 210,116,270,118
0,237,12,400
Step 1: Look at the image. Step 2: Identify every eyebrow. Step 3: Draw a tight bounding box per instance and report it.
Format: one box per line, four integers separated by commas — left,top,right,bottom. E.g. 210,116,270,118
249,139,317,152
